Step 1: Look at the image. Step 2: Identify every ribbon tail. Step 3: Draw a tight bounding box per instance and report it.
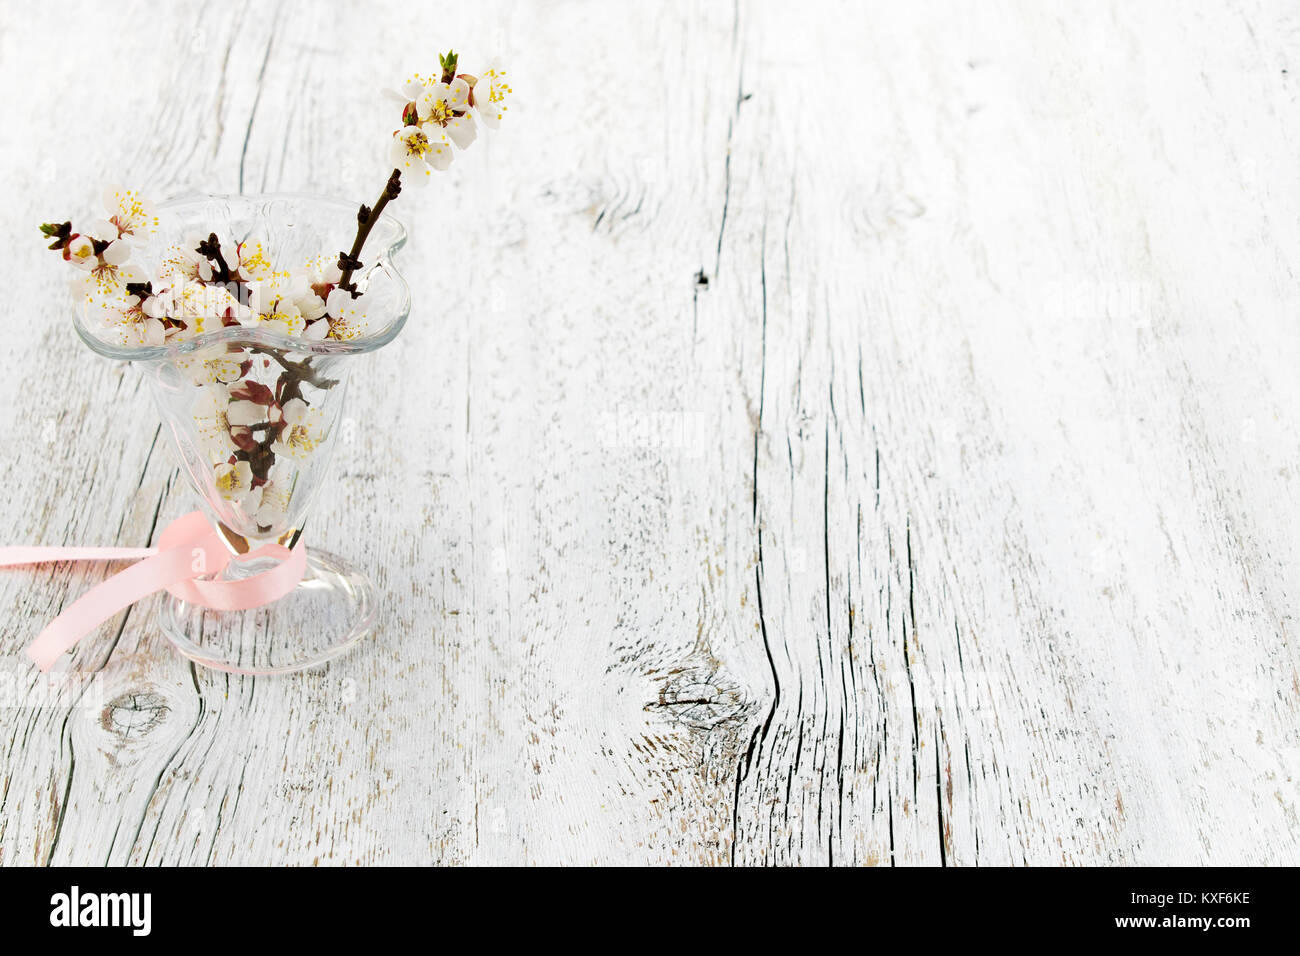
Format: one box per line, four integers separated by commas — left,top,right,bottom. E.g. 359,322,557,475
26,544,202,672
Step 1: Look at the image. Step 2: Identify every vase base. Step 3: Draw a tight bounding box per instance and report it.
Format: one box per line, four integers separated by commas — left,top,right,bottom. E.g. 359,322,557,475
158,547,376,675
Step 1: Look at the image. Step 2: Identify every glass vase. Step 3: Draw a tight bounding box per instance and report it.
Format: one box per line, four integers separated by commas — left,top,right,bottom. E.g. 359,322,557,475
72,194,410,674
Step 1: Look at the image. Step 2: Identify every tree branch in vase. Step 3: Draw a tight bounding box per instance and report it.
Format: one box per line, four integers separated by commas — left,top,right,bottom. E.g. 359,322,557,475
39,49,511,551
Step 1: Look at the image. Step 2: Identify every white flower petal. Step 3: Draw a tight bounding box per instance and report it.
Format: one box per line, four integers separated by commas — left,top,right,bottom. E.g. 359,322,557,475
226,400,266,426
297,293,327,322
426,140,454,171
102,240,132,265
447,77,471,110
325,288,352,317
446,114,477,150
87,218,118,241
281,398,308,424
101,184,125,215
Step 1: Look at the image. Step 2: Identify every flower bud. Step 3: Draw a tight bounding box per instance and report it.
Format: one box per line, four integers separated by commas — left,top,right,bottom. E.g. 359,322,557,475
438,49,458,83
40,220,73,250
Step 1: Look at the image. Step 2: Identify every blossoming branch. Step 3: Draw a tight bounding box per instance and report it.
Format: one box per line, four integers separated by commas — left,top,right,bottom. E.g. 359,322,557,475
38,50,510,541
40,50,509,347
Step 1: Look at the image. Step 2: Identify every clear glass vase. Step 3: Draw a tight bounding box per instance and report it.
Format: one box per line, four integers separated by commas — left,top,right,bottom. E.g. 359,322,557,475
72,194,409,674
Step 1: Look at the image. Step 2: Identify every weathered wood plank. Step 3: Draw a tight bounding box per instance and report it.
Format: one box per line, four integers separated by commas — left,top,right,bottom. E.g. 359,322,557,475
1,0,1297,865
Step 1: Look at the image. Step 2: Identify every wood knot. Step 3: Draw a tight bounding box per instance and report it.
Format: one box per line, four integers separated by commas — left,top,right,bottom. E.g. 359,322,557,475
102,692,170,739
650,666,748,730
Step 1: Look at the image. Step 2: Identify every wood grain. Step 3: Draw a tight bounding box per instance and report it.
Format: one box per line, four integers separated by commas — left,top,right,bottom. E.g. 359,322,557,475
1,0,1297,865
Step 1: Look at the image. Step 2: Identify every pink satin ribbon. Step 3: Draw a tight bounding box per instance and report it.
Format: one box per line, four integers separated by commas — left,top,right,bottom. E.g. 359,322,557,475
0,511,306,671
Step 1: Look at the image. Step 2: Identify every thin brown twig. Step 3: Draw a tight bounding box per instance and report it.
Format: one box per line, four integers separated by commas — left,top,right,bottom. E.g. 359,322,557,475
337,168,402,295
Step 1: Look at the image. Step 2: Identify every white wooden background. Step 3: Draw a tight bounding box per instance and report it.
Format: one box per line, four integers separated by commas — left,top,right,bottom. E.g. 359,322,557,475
1,0,1297,866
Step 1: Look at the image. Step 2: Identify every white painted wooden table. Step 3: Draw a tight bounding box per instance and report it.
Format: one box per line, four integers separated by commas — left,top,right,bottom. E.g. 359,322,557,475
1,0,1298,866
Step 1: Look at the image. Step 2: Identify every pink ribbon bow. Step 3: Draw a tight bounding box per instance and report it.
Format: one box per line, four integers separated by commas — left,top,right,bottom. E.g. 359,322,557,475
0,511,305,671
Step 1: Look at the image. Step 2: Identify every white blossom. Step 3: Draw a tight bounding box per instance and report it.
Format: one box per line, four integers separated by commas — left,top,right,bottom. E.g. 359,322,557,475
161,236,213,283
67,235,97,270
418,78,476,149
247,271,314,336
192,384,237,462
213,459,257,508
271,398,325,460
93,293,165,346
89,186,158,245
384,79,425,106
325,287,369,340
390,124,452,179
226,399,272,428
75,239,143,301
304,254,343,291
474,59,511,129
231,240,275,283
253,463,296,527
